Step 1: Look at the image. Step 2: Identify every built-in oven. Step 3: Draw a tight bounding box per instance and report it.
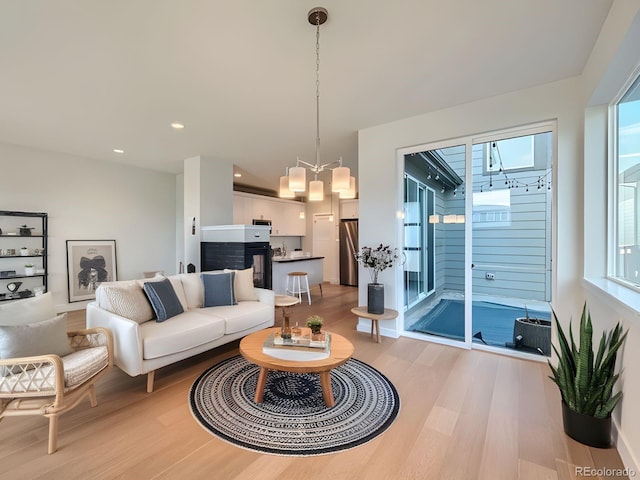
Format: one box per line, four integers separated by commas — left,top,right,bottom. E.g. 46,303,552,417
252,219,272,232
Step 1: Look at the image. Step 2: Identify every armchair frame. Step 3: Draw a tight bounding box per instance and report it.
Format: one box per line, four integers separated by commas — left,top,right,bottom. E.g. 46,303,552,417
0,327,113,454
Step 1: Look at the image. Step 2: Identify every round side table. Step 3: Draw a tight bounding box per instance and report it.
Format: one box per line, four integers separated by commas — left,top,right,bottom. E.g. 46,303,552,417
350,306,399,343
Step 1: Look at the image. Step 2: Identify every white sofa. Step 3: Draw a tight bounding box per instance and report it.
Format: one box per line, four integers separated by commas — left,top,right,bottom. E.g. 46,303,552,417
86,271,274,392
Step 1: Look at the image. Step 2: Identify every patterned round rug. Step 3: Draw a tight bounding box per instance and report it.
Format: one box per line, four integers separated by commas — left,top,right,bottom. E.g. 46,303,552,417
189,355,400,456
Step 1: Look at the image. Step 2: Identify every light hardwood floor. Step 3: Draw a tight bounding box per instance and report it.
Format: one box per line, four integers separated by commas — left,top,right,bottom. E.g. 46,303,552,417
0,284,628,479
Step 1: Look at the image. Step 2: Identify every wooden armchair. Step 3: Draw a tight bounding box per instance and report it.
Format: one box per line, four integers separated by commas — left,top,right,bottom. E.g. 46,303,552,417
0,326,113,454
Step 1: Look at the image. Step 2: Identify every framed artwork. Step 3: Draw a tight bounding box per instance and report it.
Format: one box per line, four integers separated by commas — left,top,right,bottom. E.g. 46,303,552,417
66,240,117,302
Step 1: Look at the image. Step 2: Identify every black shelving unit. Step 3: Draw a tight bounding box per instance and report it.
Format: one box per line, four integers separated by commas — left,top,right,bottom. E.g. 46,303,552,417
0,210,48,301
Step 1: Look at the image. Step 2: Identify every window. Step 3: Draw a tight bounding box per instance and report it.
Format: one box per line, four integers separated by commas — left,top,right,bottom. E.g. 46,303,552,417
613,73,640,286
485,136,534,172
484,132,551,175
472,189,511,228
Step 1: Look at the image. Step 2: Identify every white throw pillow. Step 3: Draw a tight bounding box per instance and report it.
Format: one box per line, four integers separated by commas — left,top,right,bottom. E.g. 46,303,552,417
224,267,258,302
178,273,204,310
97,281,154,324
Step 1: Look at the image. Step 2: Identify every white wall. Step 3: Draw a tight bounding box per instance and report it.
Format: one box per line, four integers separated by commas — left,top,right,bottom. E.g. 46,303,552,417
359,77,583,331
357,0,640,469
0,143,177,311
581,2,640,472
183,156,233,272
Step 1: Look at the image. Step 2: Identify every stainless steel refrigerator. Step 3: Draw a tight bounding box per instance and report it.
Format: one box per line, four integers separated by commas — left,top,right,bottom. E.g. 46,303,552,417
339,219,359,286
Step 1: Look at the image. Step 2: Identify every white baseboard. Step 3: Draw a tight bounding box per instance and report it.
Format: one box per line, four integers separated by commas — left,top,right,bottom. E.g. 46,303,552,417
356,320,400,339
614,417,639,476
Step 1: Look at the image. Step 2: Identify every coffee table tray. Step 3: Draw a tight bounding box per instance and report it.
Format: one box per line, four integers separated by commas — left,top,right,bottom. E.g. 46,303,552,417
262,332,331,361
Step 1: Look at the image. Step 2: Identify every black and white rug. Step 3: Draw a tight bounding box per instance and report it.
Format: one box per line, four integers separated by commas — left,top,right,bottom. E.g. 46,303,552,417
189,355,400,456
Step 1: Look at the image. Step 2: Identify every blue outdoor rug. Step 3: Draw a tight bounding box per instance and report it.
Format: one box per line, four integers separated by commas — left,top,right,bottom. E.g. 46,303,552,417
408,299,550,347
189,355,400,456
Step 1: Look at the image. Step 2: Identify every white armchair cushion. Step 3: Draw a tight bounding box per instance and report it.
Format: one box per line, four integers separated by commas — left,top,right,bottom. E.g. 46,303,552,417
0,314,72,374
62,346,109,388
0,345,109,393
0,292,55,325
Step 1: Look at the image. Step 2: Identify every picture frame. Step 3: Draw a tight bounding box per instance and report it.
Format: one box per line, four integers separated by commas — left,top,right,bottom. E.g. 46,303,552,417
66,240,117,302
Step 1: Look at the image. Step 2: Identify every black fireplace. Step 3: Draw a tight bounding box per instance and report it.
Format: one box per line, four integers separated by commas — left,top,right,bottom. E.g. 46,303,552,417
201,241,272,289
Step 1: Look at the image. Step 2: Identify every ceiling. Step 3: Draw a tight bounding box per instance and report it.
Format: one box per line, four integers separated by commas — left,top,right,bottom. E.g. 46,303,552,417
0,1,612,193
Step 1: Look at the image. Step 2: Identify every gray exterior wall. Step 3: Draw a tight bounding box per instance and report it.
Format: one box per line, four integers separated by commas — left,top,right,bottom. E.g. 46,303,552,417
405,138,552,303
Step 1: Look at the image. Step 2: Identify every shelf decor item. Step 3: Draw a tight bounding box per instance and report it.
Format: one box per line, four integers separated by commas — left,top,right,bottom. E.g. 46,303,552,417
548,303,627,448
24,264,34,276
20,247,29,256
19,225,34,236
355,244,400,314
66,240,117,302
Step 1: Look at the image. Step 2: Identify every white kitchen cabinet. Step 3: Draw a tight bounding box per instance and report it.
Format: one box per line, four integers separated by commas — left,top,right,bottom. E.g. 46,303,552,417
232,193,306,236
233,195,252,225
340,199,359,219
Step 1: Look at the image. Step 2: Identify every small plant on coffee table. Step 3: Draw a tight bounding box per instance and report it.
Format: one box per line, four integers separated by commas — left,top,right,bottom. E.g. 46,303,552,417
305,315,323,334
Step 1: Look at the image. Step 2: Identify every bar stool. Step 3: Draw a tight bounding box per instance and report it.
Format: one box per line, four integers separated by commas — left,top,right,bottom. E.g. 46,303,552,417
286,271,311,305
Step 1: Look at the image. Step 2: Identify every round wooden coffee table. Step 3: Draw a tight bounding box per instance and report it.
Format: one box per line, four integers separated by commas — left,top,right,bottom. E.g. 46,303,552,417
239,328,354,407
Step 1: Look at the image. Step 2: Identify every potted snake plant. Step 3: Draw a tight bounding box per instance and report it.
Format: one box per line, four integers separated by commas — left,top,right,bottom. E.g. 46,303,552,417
548,303,627,448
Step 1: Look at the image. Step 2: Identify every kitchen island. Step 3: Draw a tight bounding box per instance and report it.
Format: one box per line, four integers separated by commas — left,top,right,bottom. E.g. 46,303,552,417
271,256,324,296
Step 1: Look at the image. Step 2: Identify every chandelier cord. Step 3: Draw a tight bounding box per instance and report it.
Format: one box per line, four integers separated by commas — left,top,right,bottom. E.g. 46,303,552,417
315,10,321,175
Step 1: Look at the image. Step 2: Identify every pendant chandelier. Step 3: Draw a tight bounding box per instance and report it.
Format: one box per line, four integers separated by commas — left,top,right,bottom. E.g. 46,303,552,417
279,7,356,202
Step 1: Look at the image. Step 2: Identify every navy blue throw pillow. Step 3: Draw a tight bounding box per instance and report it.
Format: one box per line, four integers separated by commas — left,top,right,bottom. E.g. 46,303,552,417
202,271,237,307
143,278,184,322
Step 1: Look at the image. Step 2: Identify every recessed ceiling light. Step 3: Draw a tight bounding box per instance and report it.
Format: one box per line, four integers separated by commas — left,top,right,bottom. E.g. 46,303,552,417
171,122,185,129
113,148,124,154
234,173,242,178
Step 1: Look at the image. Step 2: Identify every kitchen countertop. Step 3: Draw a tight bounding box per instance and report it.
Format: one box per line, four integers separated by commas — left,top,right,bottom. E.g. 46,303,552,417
272,256,324,263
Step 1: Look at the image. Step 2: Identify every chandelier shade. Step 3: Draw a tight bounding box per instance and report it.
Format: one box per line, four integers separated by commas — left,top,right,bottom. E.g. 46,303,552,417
288,165,307,192
332,165,350,192
339,176,357,199
309,180,324,202
279,175,295,198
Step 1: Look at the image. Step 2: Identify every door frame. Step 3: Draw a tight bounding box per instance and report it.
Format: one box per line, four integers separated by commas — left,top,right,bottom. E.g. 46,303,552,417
395,120,557,358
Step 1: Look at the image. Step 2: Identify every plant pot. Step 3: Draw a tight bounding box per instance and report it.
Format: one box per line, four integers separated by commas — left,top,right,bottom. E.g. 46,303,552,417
561,401,612,448
513,317,551,355
24,267,34,276
367,283,384,314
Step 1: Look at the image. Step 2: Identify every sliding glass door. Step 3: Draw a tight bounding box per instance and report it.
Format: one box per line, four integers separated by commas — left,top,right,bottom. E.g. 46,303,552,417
400,123,554,358
403,145,467,343
403,174,435,309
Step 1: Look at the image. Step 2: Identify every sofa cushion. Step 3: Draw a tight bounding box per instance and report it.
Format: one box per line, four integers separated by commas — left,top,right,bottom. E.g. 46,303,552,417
139,275,188,312
140,311,226,360
143,278,184,322
224,267,258,302
96,281,154,324
178,273,204,309
202,301,273,335
202,271,237,307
